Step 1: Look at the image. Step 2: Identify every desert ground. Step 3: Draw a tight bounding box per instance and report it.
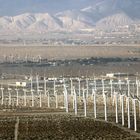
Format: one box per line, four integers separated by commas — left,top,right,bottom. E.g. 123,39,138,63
0,45,140,76
0,45,140,140
0,114,140,140
0,45,140,60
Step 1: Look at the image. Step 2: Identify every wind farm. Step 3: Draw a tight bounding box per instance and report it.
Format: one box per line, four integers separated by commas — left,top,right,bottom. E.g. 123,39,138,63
0,71,140,139
0,43,139,139
0,0,140,139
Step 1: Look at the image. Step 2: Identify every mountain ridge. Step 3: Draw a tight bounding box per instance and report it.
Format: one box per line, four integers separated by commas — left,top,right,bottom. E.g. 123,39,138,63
0,11,137,33
0,1,139,34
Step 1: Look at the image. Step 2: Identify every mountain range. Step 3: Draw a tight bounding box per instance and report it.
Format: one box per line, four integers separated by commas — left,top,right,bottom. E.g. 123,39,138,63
0,0,139,34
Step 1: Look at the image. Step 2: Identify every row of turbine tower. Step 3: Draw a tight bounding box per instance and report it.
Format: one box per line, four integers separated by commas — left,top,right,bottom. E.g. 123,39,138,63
0,75,140,132
1,54,42,63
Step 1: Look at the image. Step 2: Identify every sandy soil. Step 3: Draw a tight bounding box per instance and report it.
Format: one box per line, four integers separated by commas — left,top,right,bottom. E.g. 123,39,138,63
0,45,139,76
0,63,139,76
0,114,140,140
0,94,139,140
0,45,140,60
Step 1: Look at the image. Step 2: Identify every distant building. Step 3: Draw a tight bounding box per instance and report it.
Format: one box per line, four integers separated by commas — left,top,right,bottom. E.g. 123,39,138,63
106,73,135,78
16,82,26,87
8,81,27,87
106,73,114,78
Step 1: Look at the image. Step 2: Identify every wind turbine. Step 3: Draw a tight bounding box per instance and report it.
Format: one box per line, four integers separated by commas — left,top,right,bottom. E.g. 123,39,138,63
70,78,73,96
86,78,89,98
30,75,34,107
127,79,130,97
38,55,42,63
15,88,19,106
127,96,131,129
138,99,140,118
102,79,107,121
73,87,78,115
124,79,130,113
0,86,4,105
3,54,7,62
63,80,69,113
110,79,113,101
118,79,122,90
31,89,34,107
23,88,27,107
114,91,118,123
94,78,97,91
8,87,12,106
92,88,96,119
25,54,28,63
78,78,81,97
36,74,39,95
47,90,50,108
70,78,75,109
83,88,87,117
120,93,125,126
136,78,139,97
132,97,137,131
44,76,47,96
39,89,43,108
54,78,58,108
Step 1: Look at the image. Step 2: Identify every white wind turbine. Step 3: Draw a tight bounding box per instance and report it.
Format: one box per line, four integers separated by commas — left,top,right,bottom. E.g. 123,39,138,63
94,78,97,91
118,79,122,90
73,87,78,115
125,79,130,112
0,86,4,105
44,76,47,96
102,79,107,121
110,79,113,101
136,78,139,97
78,78,81,97
132,97,137,131
86,78,89,98
82,88,87,117
38,55,42,63
3,54,7,62
8,87,12,106
10,54,14,63
31,89,34,107
127,79,130,97
137,98,140,118
36,74,39,95
30,75,34,107
39,89,43,108
92,88,96,119
70,78,73,96
15,88,19,106
120,93,125,126
114,91,118,123
63,79,69,113
70,78,75,109
47,90,50,108
23,88,27,107
54,78,58,108
25,54,28,63
127,96,131,129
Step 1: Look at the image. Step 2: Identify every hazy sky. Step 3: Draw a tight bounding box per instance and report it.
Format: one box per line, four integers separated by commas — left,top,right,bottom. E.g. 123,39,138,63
0,0,99,16
0,0,139,18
